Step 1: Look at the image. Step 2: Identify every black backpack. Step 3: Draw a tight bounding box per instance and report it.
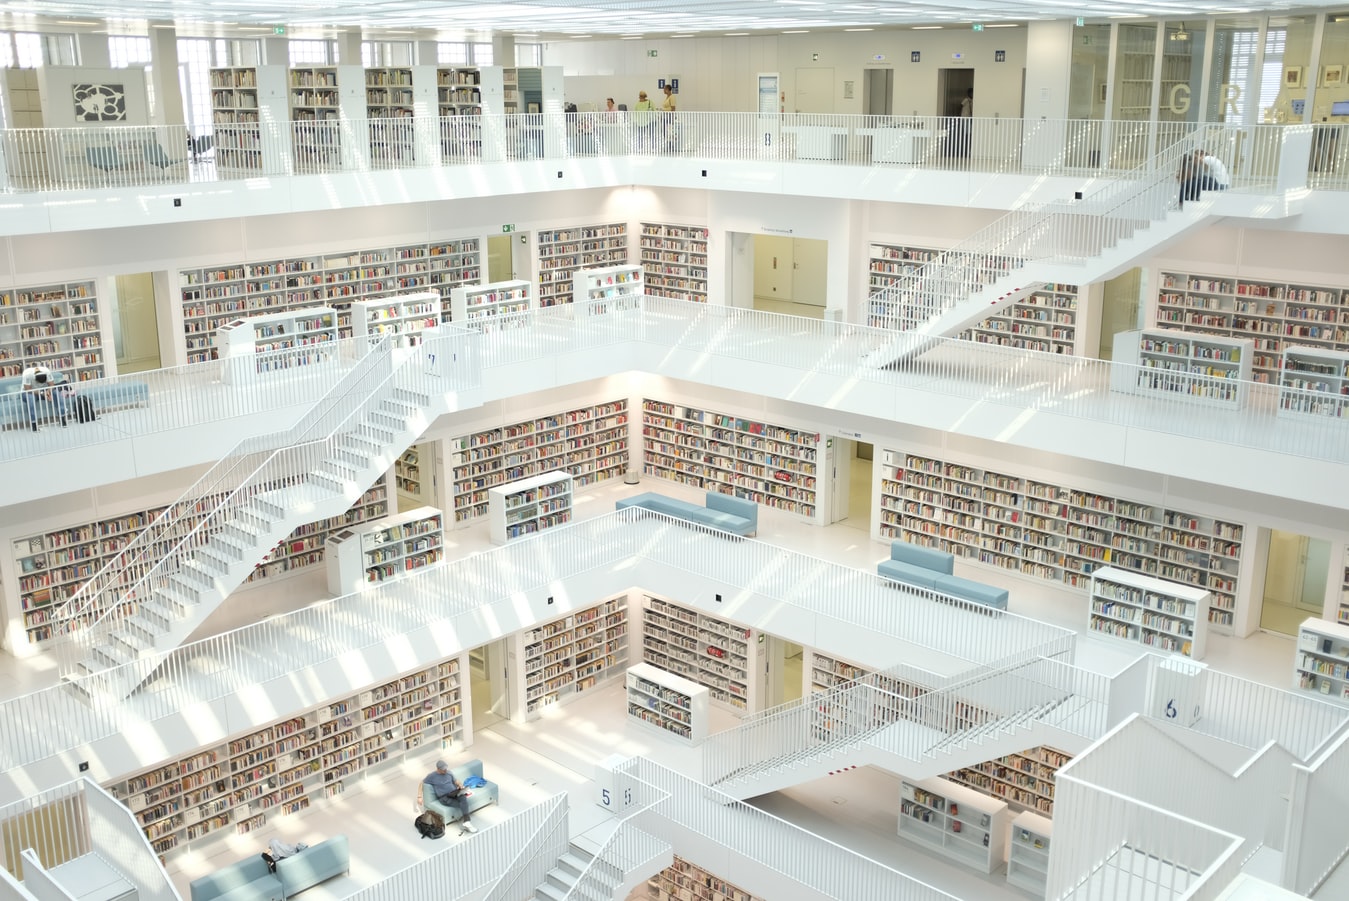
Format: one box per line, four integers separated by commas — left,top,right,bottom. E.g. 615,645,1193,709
415,810,445,839
73,395,96,424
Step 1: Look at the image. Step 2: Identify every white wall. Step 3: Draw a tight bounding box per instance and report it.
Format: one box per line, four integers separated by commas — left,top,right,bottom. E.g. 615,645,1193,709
36,67,149,129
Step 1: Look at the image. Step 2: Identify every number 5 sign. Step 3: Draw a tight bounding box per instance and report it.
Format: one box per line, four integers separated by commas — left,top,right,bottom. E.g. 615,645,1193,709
595,753,637,812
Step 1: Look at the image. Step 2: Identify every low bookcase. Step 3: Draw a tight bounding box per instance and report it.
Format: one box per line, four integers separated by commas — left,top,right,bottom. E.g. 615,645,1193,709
1089,566,1209,659
324,506,444,595
1006,810,1053,895
487,471,574,544
1294,617,1349,700
898,775,1009,874
625,662,709,744
215,307,338,384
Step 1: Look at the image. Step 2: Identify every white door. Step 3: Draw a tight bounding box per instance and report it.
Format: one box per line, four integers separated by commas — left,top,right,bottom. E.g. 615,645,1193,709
791,237,829,308
794,68,835,114
829,438,853,524
753,235,794,302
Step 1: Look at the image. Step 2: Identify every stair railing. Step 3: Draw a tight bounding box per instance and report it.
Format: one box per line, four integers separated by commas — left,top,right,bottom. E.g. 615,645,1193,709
479,794,569,901
869,125,1219,332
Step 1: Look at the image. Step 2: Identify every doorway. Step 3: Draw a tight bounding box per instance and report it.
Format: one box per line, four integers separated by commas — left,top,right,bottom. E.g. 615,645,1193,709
830,439,874,531
486,234,514,282
1259,530,1332,635
937,68,975,158
396,440,438,512
1097,267,1144,360
469,639,510,731
863,69,894,116
765,636,804,707
111,273,162,373
751,235,828,317
794,68,835,113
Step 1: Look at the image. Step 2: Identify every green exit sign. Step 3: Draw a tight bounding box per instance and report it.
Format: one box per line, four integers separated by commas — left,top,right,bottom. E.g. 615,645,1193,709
647,49,658,58
972,23,984,32
502,224,515,233
273,25,286,35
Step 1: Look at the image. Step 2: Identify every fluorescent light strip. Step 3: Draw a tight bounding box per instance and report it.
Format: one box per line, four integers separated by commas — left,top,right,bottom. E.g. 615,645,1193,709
844,27,874,32
912,25,943,29
984,23,1020,27
725,32,749,36
783,29,809,33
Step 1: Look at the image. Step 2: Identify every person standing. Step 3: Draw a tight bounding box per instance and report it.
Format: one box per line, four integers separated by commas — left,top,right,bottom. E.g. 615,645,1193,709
423,759,477,833
21,364,67,432
633,90,656,151
660,84,677,113
955,88,973,157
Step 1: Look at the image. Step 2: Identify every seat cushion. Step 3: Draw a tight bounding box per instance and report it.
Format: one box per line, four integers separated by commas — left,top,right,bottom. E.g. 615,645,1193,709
276,835,348,898
188,856,278,901
934,574,1009,610
878,559,944,590
890,540,955,575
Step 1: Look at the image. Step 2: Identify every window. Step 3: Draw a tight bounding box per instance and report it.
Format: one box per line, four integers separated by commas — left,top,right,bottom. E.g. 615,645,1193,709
2,32,78,67
1223,28,1285,122
362,41,413,67
438,42,469,66
178,38,215,139
109,35,151,68
289,40,334,66
516,43,542,67
470,43,493,66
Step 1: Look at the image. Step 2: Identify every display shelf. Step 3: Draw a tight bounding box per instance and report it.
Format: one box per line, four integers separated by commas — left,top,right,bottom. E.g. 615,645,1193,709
324,505,444,595
290,66,341,168
640,595,756,712
178,238,480,362
515,595,629,719
487,470,573,544
1294,617,1349,700
898,775,1009,875
877,448,1244,633
1006,810,1054,895
449,399,628,524
209,66,286,173
436,67,481,116
644,855,764,901
1111,328,1253,408
1090,566,1209,659
104,653,468,858
1277,345,1349,419
536,223,628,306
365,67,419,165
641,399,819,522
1154,271,1349,384
449,279,532,325
11,486,388,644
639,223,709,304
946,745,1071,817
214,306,338,383
349,291,440,347
571,264,643,308
0,280,104,380
626,661,710,743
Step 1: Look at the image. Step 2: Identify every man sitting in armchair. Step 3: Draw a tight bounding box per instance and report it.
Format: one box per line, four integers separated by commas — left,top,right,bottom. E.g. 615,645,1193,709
422,759,477,834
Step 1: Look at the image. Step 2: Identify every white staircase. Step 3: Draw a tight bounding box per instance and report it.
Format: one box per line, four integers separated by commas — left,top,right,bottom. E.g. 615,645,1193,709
56,340,451,699
532,832,671,901
533,846,605,901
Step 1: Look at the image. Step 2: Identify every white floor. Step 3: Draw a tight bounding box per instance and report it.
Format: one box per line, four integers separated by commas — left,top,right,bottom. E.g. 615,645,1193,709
0,471,1316,900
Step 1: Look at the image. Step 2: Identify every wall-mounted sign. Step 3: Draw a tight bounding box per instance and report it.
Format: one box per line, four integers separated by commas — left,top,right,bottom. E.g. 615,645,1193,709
648,49,658,58
911,51,920,62
873,53,886,61
972,23,984,32
812,52,820,61
995,50,1006,62
952,52,964,62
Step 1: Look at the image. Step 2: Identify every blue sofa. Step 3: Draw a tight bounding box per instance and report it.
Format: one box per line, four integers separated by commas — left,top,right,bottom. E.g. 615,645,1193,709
616,490,758,536
420,758,499,825
0,374,149,428
877,539,1009,611
188,835,349,901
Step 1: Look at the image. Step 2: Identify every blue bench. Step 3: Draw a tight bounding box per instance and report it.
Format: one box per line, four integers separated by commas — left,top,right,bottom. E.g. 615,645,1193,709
0,374,149,429
616,490,757,536
878,539,1009,611
189,835,349,901
420,758,499,825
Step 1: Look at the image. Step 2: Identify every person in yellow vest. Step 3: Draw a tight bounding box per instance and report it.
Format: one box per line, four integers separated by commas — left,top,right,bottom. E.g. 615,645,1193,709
633,90,656,151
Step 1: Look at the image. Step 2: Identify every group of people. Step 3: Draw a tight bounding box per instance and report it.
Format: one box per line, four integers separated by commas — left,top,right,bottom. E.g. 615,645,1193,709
1176,148,1230,209
19,364,68,432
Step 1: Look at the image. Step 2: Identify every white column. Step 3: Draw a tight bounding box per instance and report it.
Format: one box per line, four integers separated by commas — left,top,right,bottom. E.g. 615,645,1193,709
148,24,186,127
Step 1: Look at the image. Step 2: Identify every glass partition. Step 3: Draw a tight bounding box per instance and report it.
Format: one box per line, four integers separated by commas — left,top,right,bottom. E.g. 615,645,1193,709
1263,16,1317,123
1160,21,1206,121
1114,23,1159,120
1209,17,1264,123
1069,24,1112,120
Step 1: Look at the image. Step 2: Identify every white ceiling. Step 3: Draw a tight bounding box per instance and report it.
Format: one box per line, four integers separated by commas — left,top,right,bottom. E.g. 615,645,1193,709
1,0,1344,39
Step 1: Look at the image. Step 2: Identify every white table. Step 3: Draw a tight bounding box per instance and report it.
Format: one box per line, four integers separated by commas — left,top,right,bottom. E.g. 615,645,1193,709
858,127,942,164
784,125,848,161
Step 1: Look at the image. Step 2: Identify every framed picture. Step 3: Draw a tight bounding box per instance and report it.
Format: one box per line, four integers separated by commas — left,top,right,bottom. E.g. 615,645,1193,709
72,83,127,121
1284,66,1305,89
1323,64,1344,87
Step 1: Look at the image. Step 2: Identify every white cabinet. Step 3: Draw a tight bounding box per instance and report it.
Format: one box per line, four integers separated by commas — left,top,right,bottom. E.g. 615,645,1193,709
1006,810,1053,895
214,306,338,383
1089,566,1209,659
487,471,574,545
324,505,444,595
1294,616,1349,700
625,662,709,744
898,775,1010,874
514,596,629,720
349,291,440,347
1111,328,1253,408
450,279,532,324
571,264,643,306
1278,345,1349,419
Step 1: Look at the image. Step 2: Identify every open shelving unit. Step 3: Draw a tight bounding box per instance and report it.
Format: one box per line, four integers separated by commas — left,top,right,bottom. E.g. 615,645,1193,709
214,306,338,383
571,264,643,307
946,746,1071,817
1341,556,1349,626
639,223,709,303
1154,270,1349,383
0,280,104,381
1006,810,1054,895
350,291,440,347
1294,617,1349,700
450,279,532,325
209,66,287,173
289,66,342,169
641,399,819,522
626,662,709,743
877,448,1245,633
104,654,469,858
487,471,573,544
449,399,628,525
11,485,388,645
1089,566,1209,659
1111,328,1254,408
178,238,480,362
1277,345,1349,419
536,223,628,306
514,595,629,719
644,856,764,901
898,775,1009,875
640,595,756,712
436,67,481,115
324,505,444,595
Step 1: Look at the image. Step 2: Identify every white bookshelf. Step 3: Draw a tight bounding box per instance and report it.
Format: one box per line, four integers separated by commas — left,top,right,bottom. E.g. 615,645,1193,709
0,279,104,381
898,775,1010,875
449,279,532,324
214,306,338,383
571,264,643,306
1277,345,1349,419
289,66,342,169
487,471,574,545
947,745,1071,816
1006,810,1053,895
209,66,287,173
639,223,709,304
104,653,469,858
514,595,629,719
1340,556,1349,627
536,223,628,306
878,449,1245,634
642,399,819,522
395,443,430,507
645,856,764,901
1089,566,1209,659
1294,617,1349,700
1111,328,1253,408
324,505,444,595
640,595,756,712
436,67,481,115
626,662,709,744
350,291,440,347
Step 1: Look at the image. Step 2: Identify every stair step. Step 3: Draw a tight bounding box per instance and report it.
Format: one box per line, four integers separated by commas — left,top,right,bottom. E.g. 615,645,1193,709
92,643,131,669
557,852,592,878
108,628,149,656
197,543,244,567
534,882,568,901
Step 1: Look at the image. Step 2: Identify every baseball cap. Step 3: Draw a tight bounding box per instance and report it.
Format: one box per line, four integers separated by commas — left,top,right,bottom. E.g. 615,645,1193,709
435,759,449,770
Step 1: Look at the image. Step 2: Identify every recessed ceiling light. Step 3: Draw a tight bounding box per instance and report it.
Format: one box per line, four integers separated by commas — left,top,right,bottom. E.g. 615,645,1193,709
570,34,592,38
725,32,749,36
844,28,874,32
783,29,809,34
620,35,644,39
913,25,943,29
985,23,1020,28
671,33,695,37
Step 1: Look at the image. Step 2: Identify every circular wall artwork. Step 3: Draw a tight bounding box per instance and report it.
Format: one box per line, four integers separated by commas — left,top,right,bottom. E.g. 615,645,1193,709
72,83,127,122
